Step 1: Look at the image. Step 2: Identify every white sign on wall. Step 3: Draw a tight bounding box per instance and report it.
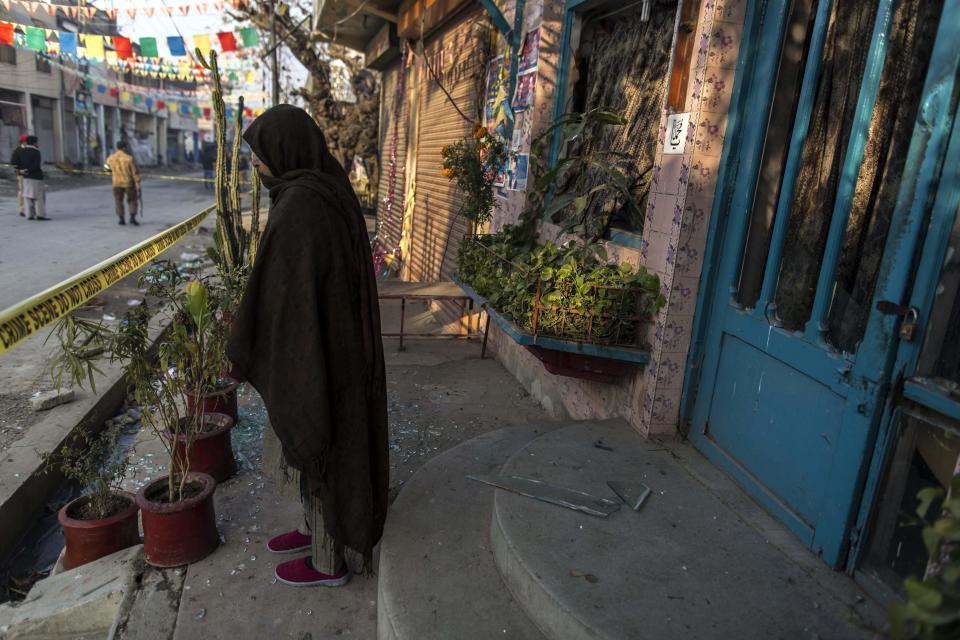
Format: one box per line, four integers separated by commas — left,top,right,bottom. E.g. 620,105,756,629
664,112,690,155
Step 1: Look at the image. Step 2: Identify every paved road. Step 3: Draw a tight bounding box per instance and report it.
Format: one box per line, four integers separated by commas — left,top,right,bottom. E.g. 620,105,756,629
0,173,214,310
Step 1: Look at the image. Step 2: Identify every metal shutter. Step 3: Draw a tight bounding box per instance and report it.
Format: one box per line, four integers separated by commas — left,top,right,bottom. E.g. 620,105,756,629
375,58,409,252
407,7,485,282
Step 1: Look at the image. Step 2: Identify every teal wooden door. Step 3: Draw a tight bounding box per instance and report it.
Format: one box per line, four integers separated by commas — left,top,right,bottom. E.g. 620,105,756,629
684,0,960,567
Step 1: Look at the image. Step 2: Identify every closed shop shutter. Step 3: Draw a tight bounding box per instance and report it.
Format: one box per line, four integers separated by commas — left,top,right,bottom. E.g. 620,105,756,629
32,99,55,161
375,57,409,252
408,6,486,282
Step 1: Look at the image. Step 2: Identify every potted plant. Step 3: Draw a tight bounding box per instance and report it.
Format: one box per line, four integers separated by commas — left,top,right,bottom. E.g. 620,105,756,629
48,269,227,567
183,49,262,426
115,273,223,566
452,108,665,380
455,228,663,380
41,405,139,570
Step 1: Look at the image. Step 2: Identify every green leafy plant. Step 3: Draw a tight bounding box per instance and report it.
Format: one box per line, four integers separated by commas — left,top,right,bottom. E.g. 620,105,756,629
43,419,129,520
196,47,261,310
48,263,231,503
457,227,664,346
441,123,509,227
521,108,635,243
889,470,960,639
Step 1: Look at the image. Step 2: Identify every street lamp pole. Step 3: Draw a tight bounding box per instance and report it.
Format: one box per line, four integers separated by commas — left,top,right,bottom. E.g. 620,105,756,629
271,1,280,106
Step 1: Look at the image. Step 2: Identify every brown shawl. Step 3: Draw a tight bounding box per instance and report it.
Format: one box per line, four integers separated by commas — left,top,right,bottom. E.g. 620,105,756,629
227,105,388,565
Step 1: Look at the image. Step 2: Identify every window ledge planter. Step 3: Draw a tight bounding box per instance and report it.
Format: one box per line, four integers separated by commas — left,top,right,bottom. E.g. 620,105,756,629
451,274,649,382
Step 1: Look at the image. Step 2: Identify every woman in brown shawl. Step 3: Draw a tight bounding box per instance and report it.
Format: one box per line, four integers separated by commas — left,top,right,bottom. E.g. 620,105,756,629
227,105,388,586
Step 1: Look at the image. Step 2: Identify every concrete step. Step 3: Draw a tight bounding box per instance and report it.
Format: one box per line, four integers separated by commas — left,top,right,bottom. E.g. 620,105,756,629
0,545,143,640
490,420,881,640
377,425,555,640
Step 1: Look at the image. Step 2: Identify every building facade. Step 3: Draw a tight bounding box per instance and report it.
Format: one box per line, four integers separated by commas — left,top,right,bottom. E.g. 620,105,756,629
322,0,960,597
0,1,198,166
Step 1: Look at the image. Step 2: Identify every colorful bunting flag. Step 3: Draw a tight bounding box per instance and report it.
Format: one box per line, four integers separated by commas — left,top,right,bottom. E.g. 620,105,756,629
192,33,210,56
217,31,237,52
166,36,186,56
114,36,133,60
59,30,77,56
25,26,45,51
239,27,259,48
139,36,158,58
0,22,14,46
83,34,104,58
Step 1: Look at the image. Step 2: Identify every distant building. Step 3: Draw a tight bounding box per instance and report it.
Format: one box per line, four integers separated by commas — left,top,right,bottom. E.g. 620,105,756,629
0,0,199,166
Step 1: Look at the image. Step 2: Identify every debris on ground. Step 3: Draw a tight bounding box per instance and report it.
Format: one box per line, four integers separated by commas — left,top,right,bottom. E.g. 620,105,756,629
29,388,75,412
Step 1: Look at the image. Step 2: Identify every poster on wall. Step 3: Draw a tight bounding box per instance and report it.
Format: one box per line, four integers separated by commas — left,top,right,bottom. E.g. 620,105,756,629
507,154,529,191
518,29,540,72
511,109,532,152
484,55,505,109
493,162,507,188
513,70,537,111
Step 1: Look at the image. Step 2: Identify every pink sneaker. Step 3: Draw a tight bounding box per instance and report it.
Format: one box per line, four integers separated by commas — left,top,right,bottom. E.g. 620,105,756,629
266,530,312,554
274,557,351,587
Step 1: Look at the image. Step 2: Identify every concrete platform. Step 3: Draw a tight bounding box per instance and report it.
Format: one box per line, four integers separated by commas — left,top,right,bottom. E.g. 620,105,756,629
378,426,555,640
0,545,143,640
380,419,885,640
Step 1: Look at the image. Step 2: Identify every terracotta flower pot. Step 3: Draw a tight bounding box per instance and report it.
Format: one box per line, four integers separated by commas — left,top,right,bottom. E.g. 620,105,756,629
136,472,219,567
186,379,240,423
170,412,237,483
58,491,140,570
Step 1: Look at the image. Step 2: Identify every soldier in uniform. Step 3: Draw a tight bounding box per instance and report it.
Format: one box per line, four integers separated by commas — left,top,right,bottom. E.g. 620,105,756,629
105,140,141,225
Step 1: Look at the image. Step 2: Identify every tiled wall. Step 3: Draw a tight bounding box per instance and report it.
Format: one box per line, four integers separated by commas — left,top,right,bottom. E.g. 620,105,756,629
638,0,746,434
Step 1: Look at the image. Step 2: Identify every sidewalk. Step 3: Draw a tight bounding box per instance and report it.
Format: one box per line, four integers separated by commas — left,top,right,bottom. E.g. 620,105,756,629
114,296,551,639
1,296,886,639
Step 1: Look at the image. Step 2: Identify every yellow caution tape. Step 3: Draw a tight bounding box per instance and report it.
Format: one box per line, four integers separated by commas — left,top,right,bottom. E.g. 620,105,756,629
2,163,216,183
58,167,215,183
0,206,215,356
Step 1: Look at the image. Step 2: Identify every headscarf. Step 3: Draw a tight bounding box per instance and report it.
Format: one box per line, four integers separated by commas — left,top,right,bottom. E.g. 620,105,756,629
228,104,388,567
242,104,354,202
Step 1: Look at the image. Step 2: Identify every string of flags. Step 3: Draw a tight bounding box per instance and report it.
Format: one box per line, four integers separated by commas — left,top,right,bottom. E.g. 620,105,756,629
49,55,267,120
0,0,250,20
0,19,260,64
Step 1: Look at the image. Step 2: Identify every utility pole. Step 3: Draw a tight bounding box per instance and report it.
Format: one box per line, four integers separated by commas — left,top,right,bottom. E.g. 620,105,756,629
271,0,280,106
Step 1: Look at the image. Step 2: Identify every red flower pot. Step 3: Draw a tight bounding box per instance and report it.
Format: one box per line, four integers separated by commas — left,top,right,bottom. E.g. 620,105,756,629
58,491,140,570
136,472,219,567
186,379,240,423
170,413,237,483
